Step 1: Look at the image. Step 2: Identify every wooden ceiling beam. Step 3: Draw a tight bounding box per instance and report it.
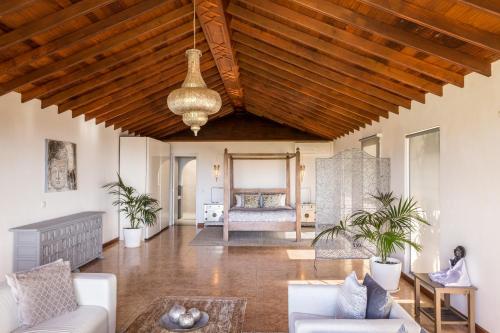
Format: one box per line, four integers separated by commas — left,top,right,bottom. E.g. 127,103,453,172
0,0,172,75
0,0,35,17
0,4,193,95
457,0,500,17
21,22,198,103
241,75,374,124
237,52,392,117
60,44,211,115
240,68,385,121
233,32,410,108
85,57,215,123
240,0,463,87
289,0,491,76
0,0,116,51
357,0,500,53
231,19,425,103
227,3,442,95
246,106,337,140
245,89,355,131
244,87,358,131
246,102,340,138
196,0,244,106
42,35,200,108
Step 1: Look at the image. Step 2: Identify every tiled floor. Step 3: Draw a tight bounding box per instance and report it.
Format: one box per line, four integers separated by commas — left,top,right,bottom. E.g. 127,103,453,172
82,226,469,332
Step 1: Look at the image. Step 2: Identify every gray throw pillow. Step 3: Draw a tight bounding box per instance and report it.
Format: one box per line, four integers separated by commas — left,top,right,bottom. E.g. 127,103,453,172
363,273,392,319
334,271,367,319
5,259,78,328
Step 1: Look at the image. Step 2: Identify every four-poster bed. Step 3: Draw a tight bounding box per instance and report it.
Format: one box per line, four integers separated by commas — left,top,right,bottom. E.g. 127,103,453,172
223,148,301,242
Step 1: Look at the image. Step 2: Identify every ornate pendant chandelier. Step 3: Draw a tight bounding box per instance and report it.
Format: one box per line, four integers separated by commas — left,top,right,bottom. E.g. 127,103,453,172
167,0,222,136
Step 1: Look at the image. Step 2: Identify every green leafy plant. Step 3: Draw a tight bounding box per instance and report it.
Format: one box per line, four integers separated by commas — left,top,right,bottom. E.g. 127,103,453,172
103,174,161,229
312,191,429,264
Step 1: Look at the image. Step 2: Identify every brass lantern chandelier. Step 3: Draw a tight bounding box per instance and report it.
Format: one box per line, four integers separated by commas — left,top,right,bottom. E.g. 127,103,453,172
167,0,222,136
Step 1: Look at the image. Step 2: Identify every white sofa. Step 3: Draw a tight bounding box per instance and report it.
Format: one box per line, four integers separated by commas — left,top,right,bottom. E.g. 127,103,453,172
0,273,117,333
289,283,421,333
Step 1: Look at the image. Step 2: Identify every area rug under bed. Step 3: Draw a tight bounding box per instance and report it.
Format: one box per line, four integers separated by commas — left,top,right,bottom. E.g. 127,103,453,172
190,226,315,247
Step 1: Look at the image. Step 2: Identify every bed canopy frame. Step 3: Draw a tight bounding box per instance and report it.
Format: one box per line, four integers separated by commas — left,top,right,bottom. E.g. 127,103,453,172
223,148,301,242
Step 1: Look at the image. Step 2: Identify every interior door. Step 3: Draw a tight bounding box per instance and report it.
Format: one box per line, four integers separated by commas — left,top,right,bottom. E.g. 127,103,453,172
160,143,170,230
145,138,162,239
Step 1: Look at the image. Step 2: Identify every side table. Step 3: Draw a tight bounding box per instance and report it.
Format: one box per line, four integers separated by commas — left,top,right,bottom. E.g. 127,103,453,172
414,273,477,333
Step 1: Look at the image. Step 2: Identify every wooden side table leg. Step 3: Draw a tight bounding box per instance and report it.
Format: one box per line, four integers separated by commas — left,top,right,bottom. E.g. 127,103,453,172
435,290,442,333
414,278,421,323
468,291,476,333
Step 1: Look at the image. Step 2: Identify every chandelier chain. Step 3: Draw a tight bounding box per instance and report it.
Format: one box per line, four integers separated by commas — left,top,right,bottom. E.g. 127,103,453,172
193,0,196,50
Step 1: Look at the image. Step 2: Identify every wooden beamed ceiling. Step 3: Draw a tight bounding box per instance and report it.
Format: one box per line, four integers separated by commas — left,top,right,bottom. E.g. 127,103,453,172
0,0,498,140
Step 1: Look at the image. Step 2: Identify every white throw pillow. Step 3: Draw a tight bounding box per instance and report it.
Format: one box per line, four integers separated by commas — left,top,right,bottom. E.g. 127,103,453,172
334,271,367,319
235,194,243,207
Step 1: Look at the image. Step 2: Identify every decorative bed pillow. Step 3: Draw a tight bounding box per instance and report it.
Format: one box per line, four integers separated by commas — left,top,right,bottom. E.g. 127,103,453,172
5,259,78,328
363,273,392,319
243,193,260,208
261,193,285,208
234,194,244,207
334,271,367,319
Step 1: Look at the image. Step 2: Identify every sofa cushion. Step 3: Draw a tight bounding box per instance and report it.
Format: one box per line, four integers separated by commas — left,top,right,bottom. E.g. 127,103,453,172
6,259,78,328
289,312,333,333
13,305,108,333
363,273,392,319
334,272,367,319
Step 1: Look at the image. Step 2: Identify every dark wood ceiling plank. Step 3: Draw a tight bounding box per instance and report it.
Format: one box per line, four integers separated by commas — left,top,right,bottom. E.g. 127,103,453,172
238,59,390,120
196,0,244,106
59,44,211,114
233,32,410,108
23,21,197,102
246,101,341,138
0,0,35,17
244,86,360,131
457,0,500,16
245,90,355,132
226,3,443,95
357,0,500,53
0,0,171,75
81,58,216,122
289,0,491,76
42,36,198,108
0,5,192,95
240,68,387,121
0,0,116,51
237,50,395,116
241,74,374,124
240,0,463,87
231,19,425,103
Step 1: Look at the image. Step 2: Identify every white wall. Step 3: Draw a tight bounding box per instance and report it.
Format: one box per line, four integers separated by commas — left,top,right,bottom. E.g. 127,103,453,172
0,92,120,279
334,61,500,331
168,142,330,223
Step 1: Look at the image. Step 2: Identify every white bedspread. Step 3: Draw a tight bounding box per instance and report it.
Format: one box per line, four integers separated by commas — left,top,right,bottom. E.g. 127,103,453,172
229,208,296,222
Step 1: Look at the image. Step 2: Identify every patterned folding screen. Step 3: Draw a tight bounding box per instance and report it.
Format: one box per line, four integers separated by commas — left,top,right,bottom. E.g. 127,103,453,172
315,149,390,259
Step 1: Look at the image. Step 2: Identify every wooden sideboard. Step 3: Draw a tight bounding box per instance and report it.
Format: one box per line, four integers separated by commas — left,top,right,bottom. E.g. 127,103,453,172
9,211,104,272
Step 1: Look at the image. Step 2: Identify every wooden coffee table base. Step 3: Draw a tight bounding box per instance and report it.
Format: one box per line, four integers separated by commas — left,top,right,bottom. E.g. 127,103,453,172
123,296,247,333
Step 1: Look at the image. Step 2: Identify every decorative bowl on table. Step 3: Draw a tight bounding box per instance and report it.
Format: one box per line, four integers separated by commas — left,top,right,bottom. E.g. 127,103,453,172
160,305,209,332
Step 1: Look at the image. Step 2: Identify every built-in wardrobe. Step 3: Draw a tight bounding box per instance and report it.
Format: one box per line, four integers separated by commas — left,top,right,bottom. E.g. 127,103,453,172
119,137,171,239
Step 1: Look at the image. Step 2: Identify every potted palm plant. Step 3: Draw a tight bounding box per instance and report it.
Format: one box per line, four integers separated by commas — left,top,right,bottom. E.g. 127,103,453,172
103,175,161,248
312,192,428,291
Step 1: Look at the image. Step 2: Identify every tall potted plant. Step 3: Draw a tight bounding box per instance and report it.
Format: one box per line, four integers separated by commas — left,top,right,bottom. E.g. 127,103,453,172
312,192,428,291
103,175,161,248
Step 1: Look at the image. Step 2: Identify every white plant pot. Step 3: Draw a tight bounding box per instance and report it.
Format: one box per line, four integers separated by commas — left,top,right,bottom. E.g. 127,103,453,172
123,228,142,248
369,256,402,292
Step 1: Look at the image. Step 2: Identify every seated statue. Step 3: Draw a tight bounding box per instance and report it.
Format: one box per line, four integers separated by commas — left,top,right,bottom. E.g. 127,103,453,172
428,246,471,287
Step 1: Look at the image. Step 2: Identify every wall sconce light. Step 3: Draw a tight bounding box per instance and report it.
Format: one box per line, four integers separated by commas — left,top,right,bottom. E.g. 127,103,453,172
213,164,220,182
300,164,306,183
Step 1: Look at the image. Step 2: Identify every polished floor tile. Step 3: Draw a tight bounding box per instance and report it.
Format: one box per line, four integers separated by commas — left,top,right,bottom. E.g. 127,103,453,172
82,226,469,333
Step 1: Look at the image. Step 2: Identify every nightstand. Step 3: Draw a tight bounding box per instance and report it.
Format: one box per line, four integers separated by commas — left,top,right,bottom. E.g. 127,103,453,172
204,203,224,226
301,203,316,226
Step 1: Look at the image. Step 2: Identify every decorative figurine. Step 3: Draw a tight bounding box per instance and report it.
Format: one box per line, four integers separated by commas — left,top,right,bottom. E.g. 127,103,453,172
429,245,471,287
188,308,202,322
168,304,186,324
178,313,195,328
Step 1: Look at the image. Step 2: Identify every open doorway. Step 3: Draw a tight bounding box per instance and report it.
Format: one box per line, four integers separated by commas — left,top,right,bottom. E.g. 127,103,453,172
174,157,197,225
